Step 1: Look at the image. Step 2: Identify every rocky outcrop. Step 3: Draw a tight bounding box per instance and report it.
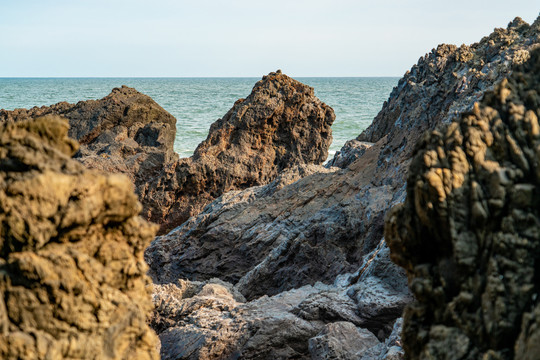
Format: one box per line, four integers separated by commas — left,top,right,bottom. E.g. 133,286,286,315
140,70,335,233
335,16,539,173
0,85,178,186
325,139,373,168
146,16,539,360
147,17,539,298
0,73,335,235
385,46,540,359
0,117,159,359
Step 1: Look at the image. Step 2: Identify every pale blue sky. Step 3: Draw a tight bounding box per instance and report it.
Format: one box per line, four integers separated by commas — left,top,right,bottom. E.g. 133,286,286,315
1,0,538,77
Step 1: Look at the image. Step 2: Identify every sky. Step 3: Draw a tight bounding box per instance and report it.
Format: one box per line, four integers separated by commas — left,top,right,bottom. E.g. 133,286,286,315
0,0,538,77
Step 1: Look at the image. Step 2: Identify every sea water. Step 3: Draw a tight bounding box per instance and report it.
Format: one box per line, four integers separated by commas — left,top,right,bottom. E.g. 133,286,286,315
0,77,398,158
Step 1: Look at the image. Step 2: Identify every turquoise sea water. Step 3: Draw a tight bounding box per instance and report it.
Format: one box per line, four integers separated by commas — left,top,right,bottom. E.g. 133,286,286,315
0,77,398,158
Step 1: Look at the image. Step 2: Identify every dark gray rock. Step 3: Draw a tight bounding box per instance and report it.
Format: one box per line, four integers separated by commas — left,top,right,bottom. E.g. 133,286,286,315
386,45,540,359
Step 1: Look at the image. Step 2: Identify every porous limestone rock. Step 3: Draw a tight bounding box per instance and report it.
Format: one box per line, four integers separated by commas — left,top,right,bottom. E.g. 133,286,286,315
335,16,540,172
0,116,159,359
140,70,335,233
0,73,335,236
0,85,178,186
385,45,540,359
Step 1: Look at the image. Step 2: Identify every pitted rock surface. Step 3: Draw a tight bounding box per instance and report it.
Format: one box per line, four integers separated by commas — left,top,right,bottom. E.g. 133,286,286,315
386,46,540,359
0,85,178,185
0,116,159,359
0,73,335,235
141,70,335,233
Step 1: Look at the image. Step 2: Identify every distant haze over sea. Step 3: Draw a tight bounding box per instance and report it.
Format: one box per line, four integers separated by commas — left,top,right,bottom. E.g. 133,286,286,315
0,77,398,158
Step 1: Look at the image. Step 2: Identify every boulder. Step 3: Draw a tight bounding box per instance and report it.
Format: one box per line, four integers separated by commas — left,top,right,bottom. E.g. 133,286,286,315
0,116,159,359
308,322,380,360
385,46,540,359
0,85,178,186
152,278,380,360
140,70,335,233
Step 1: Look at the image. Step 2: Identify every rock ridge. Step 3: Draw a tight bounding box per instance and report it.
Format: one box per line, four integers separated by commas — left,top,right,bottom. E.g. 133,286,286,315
386,45,540,359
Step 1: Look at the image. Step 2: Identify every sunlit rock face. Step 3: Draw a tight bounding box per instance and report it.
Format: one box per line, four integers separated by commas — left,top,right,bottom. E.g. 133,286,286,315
0,116,159,360
140,70,335,234
386,46,540,359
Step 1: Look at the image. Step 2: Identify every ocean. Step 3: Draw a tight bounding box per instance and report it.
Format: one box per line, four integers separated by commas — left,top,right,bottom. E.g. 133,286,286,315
0,77,398,158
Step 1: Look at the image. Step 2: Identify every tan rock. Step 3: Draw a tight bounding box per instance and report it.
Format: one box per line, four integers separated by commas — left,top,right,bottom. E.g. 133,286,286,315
0,116,159,359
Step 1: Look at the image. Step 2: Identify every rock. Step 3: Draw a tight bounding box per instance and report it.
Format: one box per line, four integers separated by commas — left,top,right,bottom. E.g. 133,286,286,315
325,139,373,168
332,16,540,170
0,85,178,186
308,322,380,360
385,45,540,359
0,73,335,235
140,70,335,233
152,278,381,360
360,318,404,360
147,18,540,360
0,116,159,359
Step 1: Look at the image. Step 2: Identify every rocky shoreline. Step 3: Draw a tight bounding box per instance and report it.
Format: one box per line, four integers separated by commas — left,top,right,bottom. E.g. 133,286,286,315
1,15,539,360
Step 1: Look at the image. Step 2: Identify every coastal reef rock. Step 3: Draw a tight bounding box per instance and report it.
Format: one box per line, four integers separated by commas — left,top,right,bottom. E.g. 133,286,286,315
0,85,178,186
0,72,335,235
147,16,539,360
140,70,335,233
385,46,540,358
151,273,403,359
337,16,540,174
0,117,159,359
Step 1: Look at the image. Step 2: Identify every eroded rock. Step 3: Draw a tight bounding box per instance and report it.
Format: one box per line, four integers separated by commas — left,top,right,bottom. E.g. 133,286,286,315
152,278,389,360
308,322,380,360
0,116,159,359
0,73,335,236
385,46,540,359
147,19,539,360
141,70,335,233
0,85,178,186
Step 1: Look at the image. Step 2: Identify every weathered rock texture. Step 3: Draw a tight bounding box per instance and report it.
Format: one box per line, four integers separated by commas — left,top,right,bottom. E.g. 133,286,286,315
386,46,540,358
0,73,335,235
146,16,539,360
0,85,178,186
339,16,540,175
0,117,159,359
151,277,400,360
140,70,335,233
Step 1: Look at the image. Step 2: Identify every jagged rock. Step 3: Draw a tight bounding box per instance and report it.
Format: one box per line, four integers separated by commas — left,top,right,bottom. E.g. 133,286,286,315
0,85,178,186
151,277,389,360
359,318,404,360
330,16,540,171
0,73,335,235
140,70,335,233
308,322,380,360
385,46,540,359
325,139,373,168
147,19,540,360
0,116,159,359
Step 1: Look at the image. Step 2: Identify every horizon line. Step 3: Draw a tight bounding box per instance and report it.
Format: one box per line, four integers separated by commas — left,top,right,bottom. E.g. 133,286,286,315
0,75,402,79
